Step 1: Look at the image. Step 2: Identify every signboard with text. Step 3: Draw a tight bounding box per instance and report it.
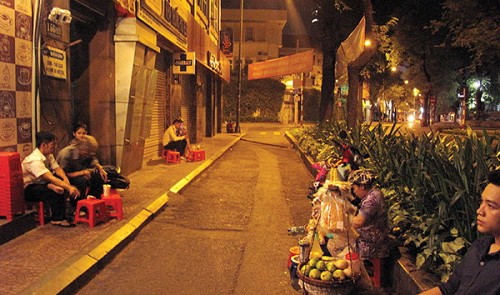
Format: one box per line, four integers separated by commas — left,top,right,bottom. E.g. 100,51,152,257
248,50,314,80
173,52,195,74
42,46,67,79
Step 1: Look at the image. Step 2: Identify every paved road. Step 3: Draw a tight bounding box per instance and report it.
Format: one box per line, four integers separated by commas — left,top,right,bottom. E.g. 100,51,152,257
77,125,313,294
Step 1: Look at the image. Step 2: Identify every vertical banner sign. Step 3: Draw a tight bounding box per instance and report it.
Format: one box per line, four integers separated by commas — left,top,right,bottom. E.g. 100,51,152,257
220,28,233,57
0,0,33,153
42,46,67,79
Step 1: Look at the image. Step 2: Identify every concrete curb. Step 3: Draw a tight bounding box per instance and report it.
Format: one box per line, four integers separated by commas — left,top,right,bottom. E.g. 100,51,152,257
28,135,243,295
284,131,318,178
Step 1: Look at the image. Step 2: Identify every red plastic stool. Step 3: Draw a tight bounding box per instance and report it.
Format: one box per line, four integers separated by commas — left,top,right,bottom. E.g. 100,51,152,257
163,150,180,164
101,191,124,220
74,199,107,228
364,258,382,288
26,201,46,225
189,150,205,161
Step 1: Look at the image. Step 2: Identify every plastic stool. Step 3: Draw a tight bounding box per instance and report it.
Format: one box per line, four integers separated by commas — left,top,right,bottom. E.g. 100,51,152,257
26,201,46,225
74,199,107,228
365,258,382,288
102,192,124,220
163,150,180,164
189,150,205,161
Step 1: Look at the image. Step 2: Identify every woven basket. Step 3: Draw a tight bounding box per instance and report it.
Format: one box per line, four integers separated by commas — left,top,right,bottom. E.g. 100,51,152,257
296,263,357,295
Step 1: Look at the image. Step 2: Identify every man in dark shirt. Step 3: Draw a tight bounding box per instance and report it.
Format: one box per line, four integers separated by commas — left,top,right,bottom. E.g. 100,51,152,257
420,169,500,295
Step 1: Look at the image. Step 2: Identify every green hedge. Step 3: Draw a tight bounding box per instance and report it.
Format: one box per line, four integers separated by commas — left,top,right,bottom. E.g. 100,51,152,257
222,78,321,123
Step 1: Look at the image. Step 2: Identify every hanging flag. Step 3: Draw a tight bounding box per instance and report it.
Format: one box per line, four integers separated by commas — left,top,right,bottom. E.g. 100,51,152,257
335,16,366,82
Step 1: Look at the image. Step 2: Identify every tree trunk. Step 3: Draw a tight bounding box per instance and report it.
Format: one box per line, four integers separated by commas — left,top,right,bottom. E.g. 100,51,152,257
317,1,340,123
319,47,335,122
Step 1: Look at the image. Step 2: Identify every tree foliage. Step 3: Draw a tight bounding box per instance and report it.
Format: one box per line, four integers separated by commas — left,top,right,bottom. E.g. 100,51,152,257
222,77,285,122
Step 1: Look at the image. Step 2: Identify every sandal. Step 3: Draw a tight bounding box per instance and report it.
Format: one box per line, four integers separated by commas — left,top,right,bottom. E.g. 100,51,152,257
51,220,76,227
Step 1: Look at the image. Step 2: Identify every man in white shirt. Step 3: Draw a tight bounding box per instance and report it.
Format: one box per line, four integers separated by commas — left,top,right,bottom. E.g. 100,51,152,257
22,131,80,227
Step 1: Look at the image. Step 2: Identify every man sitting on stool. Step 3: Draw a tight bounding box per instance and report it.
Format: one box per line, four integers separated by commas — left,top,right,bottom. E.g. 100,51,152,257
22,131,80,227
162,118,187,159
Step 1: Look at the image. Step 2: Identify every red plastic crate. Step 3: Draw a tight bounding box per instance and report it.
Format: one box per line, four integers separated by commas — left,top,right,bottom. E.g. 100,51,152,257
0,152,23,180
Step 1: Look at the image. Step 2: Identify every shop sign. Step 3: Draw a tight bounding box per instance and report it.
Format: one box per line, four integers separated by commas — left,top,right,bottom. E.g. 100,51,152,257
220,28,233,57
42,46,66,79
207,51,222,74
138,0,188,51
46,21,62,39
116,0,136,17
173,52,195,75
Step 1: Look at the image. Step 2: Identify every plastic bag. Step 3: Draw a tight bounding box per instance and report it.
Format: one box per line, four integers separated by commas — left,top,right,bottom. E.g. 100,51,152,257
103,165,130,189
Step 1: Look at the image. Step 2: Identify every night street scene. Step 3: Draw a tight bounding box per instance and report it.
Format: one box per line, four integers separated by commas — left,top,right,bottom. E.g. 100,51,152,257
0,0,499,294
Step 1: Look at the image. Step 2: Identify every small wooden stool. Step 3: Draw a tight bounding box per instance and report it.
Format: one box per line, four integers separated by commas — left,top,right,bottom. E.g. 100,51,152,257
74,199,107,228
162,150,181,164
102,190,124,220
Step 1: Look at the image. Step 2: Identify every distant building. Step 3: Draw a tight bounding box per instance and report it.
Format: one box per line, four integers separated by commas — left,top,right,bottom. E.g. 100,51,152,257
221,8,287,71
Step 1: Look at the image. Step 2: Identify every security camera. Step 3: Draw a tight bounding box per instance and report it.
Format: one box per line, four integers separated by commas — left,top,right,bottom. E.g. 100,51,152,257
48,7,72,24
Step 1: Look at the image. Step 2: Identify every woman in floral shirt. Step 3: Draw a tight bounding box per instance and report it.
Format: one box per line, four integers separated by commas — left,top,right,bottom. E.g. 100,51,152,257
349,169,390,259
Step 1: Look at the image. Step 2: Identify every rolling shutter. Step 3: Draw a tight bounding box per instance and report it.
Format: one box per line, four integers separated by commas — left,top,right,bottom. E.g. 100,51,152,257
143,52,168,161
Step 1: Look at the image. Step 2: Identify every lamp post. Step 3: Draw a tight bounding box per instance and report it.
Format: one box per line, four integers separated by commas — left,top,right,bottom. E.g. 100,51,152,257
235,0,244,133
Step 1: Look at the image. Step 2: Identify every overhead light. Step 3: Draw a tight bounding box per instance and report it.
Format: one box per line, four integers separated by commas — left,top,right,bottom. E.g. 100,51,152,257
48,7,72,24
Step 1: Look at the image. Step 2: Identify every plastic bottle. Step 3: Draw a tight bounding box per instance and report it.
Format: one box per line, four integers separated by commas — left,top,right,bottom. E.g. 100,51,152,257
288,226,306,235
310,233,324,259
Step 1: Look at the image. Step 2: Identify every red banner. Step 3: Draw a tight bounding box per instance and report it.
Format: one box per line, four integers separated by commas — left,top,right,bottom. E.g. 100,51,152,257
247,50,313,80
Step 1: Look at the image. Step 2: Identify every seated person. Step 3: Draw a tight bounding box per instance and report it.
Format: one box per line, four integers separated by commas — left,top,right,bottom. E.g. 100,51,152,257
56,135,108,200
177,121,192,157
70,121,88,145
419,169,500,295
22,131,80,227
349,169,390,260
162,118,188,157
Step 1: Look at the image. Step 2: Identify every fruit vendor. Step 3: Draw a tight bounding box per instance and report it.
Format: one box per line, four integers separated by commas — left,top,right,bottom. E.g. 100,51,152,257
349,169,390,260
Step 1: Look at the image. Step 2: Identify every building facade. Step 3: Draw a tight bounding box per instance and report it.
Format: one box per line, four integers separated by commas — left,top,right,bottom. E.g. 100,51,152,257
221,8,287,71
0,0,229,174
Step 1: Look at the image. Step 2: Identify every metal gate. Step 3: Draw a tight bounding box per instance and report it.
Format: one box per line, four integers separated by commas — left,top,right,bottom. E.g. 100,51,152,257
143,51,169,161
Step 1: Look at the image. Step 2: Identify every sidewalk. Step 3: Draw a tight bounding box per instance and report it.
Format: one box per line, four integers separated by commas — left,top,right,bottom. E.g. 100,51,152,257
0,133,243,295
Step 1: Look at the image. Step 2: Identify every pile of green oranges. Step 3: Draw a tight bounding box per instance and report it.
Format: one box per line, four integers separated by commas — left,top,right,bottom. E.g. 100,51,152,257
299,256,354,281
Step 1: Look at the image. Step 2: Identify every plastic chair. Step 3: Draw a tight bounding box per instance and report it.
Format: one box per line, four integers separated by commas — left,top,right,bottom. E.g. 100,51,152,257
74,199,107,228
26,201,46,225
364,258,382,288
101,191,124,220
162,150,181,164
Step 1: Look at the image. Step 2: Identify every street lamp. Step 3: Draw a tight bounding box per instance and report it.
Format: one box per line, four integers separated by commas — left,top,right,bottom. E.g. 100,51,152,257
235,0,244,133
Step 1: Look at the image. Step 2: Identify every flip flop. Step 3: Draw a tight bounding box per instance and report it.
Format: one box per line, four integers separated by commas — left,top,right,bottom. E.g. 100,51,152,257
50,220,76,227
